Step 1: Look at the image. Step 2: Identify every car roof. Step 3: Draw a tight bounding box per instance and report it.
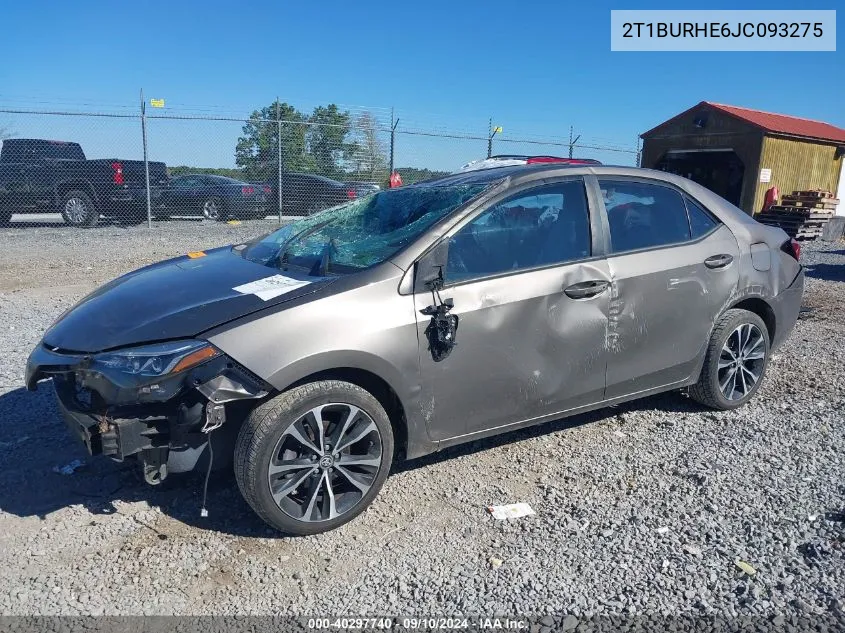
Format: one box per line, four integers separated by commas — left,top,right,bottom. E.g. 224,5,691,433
412,163,694,188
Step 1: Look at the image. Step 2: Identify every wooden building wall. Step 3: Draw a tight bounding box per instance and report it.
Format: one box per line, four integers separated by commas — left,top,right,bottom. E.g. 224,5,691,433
640,106,764,212
753,136,843,214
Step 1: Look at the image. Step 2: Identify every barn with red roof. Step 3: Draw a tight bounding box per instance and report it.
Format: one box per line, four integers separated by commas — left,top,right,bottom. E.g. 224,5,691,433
640,101,845,216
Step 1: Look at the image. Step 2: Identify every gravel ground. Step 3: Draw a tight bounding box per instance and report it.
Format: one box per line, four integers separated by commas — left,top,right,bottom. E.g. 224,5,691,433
0,221,843,619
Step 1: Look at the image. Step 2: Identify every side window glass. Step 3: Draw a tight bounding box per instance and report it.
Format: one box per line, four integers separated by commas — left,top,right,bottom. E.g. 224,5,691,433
686,197,719,238
599,180,691,253
445,180,590,283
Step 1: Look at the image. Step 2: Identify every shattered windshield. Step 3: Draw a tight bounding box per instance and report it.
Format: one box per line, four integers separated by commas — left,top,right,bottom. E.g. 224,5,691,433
241,184,489,275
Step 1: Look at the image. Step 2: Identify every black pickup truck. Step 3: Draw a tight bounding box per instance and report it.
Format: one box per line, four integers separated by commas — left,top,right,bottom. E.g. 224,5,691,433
0,139,168,227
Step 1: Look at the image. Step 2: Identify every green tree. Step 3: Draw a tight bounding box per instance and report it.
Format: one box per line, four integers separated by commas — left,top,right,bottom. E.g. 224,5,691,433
307,104,357,178
235,101,312,181
348,112,388,182
168,165,245,179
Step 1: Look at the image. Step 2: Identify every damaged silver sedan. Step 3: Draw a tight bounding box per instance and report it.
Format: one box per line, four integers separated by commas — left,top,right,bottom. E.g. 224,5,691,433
26,164,804,534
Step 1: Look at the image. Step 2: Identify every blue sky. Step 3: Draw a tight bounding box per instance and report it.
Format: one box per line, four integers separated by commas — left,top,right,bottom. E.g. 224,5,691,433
0,0,841,171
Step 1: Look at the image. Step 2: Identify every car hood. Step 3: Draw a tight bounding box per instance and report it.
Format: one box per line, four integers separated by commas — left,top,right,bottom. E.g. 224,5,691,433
43,246,333,353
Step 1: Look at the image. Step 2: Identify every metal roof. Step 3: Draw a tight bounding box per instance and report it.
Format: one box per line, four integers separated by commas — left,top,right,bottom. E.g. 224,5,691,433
642,101,845,144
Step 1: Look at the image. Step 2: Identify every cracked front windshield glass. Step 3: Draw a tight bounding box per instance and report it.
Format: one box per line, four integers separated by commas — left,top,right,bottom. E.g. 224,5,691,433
241,184,489,274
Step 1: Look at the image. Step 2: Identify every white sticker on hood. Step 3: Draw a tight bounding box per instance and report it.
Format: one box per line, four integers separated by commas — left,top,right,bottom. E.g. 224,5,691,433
232,275,313,301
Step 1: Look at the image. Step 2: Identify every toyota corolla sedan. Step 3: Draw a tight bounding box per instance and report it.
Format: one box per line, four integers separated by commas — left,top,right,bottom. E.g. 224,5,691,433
26,164,804,535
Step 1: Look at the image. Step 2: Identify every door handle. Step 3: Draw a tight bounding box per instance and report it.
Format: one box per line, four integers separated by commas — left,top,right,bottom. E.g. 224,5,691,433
704,254,734,269
564,280,609,299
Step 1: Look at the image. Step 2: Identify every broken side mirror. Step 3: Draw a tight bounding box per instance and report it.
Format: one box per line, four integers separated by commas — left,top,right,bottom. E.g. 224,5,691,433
415,240,458,361
414,239,449,293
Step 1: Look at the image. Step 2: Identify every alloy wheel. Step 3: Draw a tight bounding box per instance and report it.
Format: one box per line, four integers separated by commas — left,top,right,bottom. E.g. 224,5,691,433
202,198,220,220
64,197,88,224
267,403,383,523
718,323,766,401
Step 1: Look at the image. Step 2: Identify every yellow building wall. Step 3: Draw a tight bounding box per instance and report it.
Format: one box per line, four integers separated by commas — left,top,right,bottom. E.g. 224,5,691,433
754,136,843,214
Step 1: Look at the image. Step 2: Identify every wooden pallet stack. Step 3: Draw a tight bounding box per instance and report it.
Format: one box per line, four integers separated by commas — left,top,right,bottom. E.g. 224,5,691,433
756,190,839,240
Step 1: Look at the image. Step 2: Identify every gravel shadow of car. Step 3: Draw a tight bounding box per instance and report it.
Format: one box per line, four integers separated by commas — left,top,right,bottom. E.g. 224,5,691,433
0,382,696,538
805,262,845,283
0,384,273,538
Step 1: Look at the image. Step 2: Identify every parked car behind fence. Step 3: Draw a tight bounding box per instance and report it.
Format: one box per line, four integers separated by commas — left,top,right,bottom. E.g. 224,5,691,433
268,172,380,216
160,174,270,221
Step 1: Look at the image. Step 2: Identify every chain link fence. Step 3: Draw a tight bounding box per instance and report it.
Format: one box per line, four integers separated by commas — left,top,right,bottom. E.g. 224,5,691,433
0,101,639,230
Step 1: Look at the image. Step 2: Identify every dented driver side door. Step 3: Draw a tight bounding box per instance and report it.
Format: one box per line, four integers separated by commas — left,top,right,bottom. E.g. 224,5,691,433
414,178,611,441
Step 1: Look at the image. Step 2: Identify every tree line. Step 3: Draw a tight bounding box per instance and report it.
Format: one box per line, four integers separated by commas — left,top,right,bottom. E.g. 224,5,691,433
235,100,388,183
171,101,450,186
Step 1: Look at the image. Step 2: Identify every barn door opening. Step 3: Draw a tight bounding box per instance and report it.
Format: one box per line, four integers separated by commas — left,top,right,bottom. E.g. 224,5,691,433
655,150,745,207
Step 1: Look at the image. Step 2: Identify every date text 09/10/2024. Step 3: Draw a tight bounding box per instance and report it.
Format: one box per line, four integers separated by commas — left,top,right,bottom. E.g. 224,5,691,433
306,617,529,630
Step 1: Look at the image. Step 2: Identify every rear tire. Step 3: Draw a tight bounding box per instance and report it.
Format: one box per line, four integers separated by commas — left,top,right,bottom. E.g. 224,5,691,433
61,190,99,227
202,196,225,221
0,208,11,227
234,380,394,535
689,308,770,410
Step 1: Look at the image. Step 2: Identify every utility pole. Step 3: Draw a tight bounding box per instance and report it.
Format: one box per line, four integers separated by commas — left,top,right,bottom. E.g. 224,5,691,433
140,89,152,229
568,126,581,159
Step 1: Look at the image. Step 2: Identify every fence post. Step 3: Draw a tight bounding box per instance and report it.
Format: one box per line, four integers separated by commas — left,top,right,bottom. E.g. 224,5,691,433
140,89,152,229
389,109,398,181
276,98,283,224
635,135,642,167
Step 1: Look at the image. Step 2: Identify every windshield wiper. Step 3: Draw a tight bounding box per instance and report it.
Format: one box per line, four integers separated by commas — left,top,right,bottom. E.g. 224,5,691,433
277,219,333,270
309,238,337,277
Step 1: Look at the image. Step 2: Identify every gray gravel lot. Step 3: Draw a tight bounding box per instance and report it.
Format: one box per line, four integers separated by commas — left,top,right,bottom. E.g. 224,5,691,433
0,221,843,618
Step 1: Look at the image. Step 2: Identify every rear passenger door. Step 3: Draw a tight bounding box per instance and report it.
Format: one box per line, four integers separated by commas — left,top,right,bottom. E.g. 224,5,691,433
597,178,740,398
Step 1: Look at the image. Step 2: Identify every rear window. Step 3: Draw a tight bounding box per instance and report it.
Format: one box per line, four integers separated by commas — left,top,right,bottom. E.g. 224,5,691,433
685,197,719,238
599,180,692,253
2,140,85,162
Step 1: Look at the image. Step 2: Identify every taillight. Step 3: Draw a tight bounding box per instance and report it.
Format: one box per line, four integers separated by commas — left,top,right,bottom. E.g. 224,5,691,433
525,156,568,164
780,238,801,261
263,185,271,194
347,189,357,200
241,185,254,196
111,162,124,185
525,157,599,165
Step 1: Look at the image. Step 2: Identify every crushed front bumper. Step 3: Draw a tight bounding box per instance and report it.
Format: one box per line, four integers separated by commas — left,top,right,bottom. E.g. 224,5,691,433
26,344,271,483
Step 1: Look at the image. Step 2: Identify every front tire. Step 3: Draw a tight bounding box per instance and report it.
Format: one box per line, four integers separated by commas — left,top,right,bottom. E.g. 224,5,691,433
61,190,99,227
234,380,394,535
689,309,770,410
